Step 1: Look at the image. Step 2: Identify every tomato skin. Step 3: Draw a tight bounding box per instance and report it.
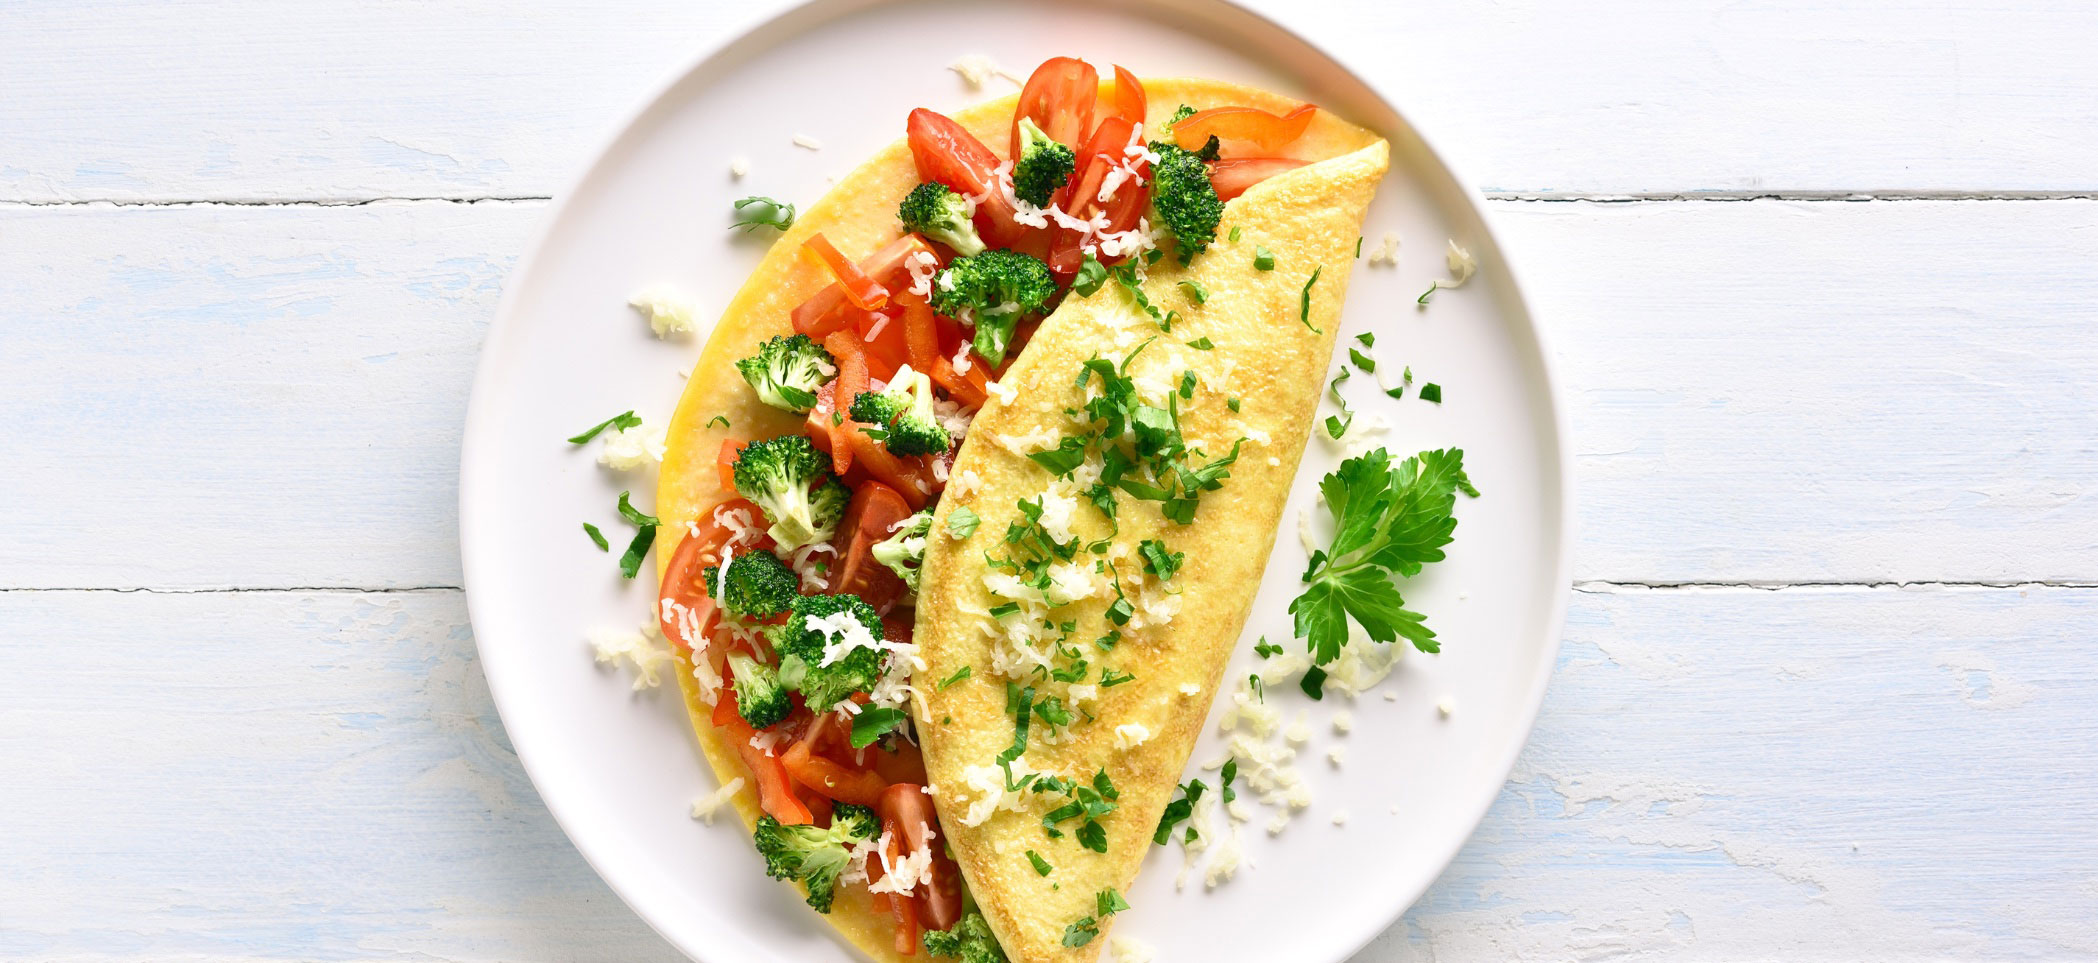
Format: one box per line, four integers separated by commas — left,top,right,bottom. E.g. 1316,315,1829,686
1208,156,1310,201
1108,64,1146,127
1174,102,1317,152
907,108,1027,248
827,482,914,613
802,233,889,311
1012,56,1098,155
843,430,933,509
1048,115,1149,275
657,521,720,654
880,783,964,932
726,715,814,824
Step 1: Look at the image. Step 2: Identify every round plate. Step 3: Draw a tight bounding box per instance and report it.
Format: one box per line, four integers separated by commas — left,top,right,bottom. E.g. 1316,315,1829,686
460,1,1570,960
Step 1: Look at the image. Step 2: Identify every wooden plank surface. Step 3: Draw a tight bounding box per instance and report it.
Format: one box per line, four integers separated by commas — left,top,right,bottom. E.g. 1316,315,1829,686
3,586,2089,959
3,199,2090,589
2,0,2096,203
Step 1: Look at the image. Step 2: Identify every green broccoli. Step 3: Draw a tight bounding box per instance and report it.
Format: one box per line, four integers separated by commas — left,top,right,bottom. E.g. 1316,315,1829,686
923,912,1009,962
929,249,1056,366
1148,138,1225,265
752,802,880,914
772,592,887,711
848,366,950,457
731,435,850,552
725,652,792,729
898,182,986,257
872,510,932,593
701,549,801,619
1167,103,1198,127
735,334,837,413
1011,117,1076,207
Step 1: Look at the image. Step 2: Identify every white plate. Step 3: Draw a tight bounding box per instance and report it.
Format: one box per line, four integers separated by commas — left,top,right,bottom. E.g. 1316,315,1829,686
460,1,1570,960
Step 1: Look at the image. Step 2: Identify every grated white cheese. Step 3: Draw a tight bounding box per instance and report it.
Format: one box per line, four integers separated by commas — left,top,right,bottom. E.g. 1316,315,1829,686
1444,239,1477,287
947,468,982,500
729,156,749,178
948,54,1022,89
629,284,700,338
1328,745,1347,767
792,133,823,151
598,422,668,470
985,379,1017,405
949,341,974,375
1365,230,1400,266
1333,810,1350,826
1114,723,1152,750
867,838,934,895
748,727,788,756
905,249,939,298
689,777,745,825
589,623,674,690
1179,683,1202,697
790,541,833,592
1332,710,1354,734
811,610,886,666
1109,935,1158,963
1438,694,1457,718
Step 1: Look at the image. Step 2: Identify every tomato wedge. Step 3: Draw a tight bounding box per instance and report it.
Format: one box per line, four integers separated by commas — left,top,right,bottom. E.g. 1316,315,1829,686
1174,102,1317,153
658,513,733,652
1012,56,1098,156
792,235,939,338
726,715,813,825
869,824,922,955
1208,156,1310,202
827,482,914,613
844,430,933,509
880,783,964,932
1048,115,1149,274
822,332,870,477
906,108,1027,248
857,309,911,384
1108,64,1146,127
802,234,889,312
783,715,889,806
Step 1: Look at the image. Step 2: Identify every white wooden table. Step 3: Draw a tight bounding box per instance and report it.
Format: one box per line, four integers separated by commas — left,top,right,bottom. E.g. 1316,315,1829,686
5,2,2095,959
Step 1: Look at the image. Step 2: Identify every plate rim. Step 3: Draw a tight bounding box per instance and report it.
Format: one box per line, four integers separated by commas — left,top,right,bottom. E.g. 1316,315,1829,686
458,0,1573,959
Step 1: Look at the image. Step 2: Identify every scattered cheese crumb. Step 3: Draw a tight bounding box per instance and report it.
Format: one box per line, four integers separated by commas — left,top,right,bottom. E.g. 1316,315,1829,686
1114,723,1153,750
589,624,674,689
1328,745,1346,767
629,284,700,338
729,156,749,178
1179,683,1202,697
1365,230,1400,266
1284,716,1312,745
1297,506,1319,557
1437,694,1457,718
689,777,745,825
1443,239,1476,287
1333,811,1350,826
597,422,667,470
1331,710,1354,734
985,379,1018,405
949,54,1023,89
792,133,823,151
1109,935,1158,963
1383,690,1399,702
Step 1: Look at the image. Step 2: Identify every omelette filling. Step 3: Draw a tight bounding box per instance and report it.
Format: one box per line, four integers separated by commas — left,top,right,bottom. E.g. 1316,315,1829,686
654,55,1325,959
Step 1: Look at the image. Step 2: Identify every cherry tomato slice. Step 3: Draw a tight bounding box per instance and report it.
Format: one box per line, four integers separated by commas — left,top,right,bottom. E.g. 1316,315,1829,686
792,235,940,338
1048,116,1148,274
880,783,964,932
726,715,813,825
1012,56,1098,156
1208,156,1310,202
1108,64,1146,127
827,482,914,614
907,108,1026,248
1174,102,1317,153
802,233,889,312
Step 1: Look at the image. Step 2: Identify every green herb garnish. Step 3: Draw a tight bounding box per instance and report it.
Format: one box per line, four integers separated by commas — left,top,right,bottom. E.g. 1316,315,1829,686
1028,850,1054,876
946,505,981,539
849,707,908,748
1420,382,1443,404
1300,266,1323,332
569,410,641,444
731,195,796,232
1254,246,1275,271
1177,279,1209,305
583,522,609,551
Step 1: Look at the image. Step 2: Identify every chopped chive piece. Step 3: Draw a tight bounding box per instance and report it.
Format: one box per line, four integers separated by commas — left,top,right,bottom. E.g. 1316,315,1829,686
937,666,972,690
1348,347,1377,372
705,414,731,429
1228,225,1242,243
618,526,654,579
1355,331,1375,347
1300,664,1329,700
616,492,658,527
1177,280,1208,305
1028,850,1054,876
1253,245,1275,271
988,602,1021,619
1417,281,1438,304
1355,236,1364,258
1299,266,1323,332
582,522,609,551
568,410,641,444
1185,336,1215,351
1249,673,1265,702
1420,382,1443,404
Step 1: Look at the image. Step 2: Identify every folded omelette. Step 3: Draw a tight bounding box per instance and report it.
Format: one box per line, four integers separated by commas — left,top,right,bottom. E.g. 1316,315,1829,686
653,65,1387,963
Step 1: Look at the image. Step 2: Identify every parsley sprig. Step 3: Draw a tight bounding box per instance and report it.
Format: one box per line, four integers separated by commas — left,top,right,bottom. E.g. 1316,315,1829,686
1289,448,1478,664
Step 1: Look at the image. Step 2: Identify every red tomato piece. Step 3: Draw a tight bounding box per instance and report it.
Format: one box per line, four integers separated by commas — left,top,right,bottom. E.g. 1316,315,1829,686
792,235,940,337
1012,57,1098,156
1208,156,1311,201
823,331,870,477
802,233,889,311
906,108,1027,248
827,482,914,614
1174,102,1317,153
726,715,813,825
880,783,964,932
1108,64,1146,127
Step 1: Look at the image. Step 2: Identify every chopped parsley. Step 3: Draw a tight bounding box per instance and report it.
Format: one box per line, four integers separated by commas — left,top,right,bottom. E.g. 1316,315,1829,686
1356,331,1376,347
1355,235,1364,258
849,706,908,748
1062,917,1099,948
1290,448,1478,664
1137,538,1184,580
1300,664,1330,700
1072,253,1108,297
1386,364,1414,400
731,195,796,232
1227,396,1242,413
1420,382,1443,404
568,410,640,444
1042,770,1119,852
1299,266,1323,332
614,491,658,579
1185,336,1215,351
1324,368,1353,439
1097,888,1130,917
1027,850,1054,876
1228,224,1242,243
1099,667,1136,687
582,522,609,551
1177,279,1209,305
936,666,972,690
1154,778,1207,844
1253,245,1275,271
1349,346,1377,372
1254,638,1283,658
946,505,981,539
1220,759,1239,804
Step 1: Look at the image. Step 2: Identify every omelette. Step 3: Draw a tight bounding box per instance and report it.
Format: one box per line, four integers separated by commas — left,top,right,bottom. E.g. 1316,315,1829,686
650,57,1387,963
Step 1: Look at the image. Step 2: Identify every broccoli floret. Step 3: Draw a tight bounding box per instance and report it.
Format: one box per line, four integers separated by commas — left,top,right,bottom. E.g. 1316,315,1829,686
898,182,986,257
929,250,1056,366
701,549,801,619
732,435,848,552
872,510,933,593
923,912,1008,962
1011,117,1076,207
772,592,887,711
848,366,950,457
752,802,880,914
735,334,836,413
725,652,793,729
1167,103,1198,127
1147,139,1225,265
